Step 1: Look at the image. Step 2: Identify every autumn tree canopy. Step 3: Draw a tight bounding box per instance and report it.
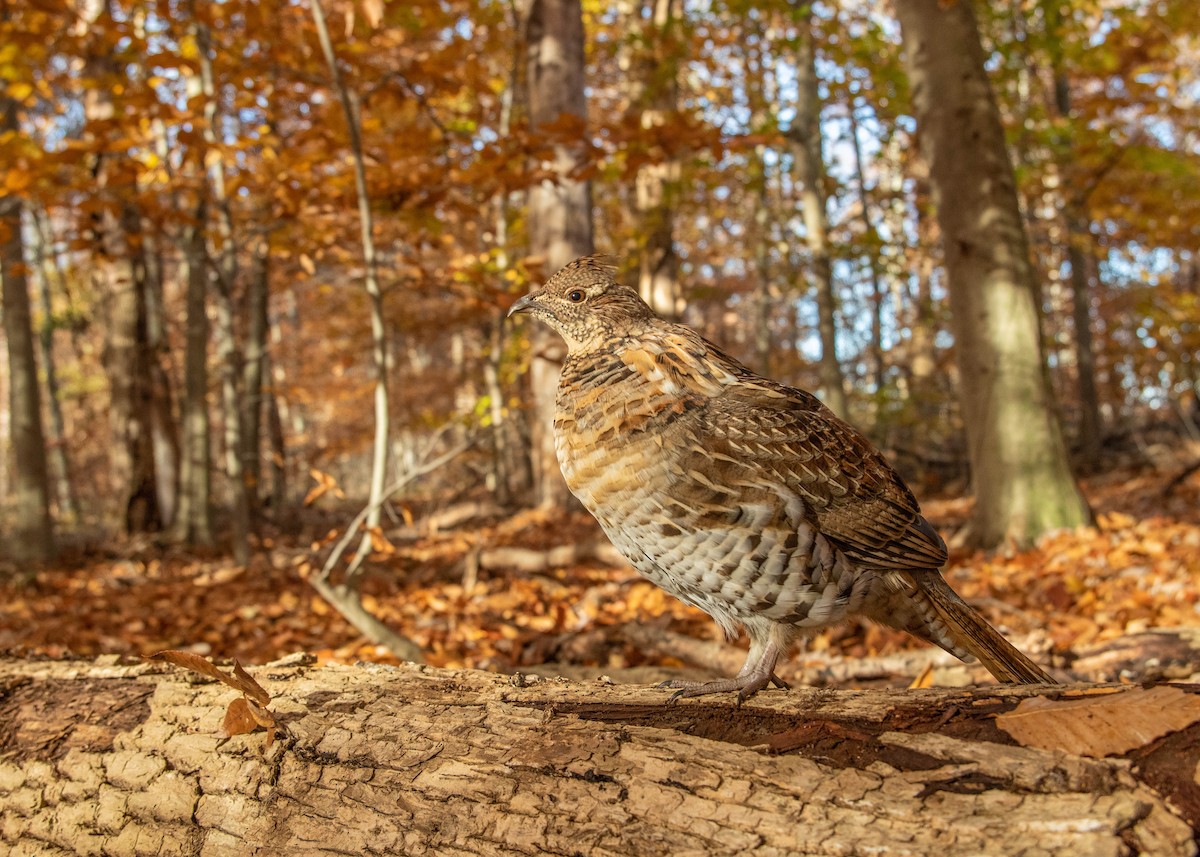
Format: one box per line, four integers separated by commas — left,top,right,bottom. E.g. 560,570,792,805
1,0,1196,559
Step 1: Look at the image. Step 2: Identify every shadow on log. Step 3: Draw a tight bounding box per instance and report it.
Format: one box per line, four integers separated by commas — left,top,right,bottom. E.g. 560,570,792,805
1,656,1197,856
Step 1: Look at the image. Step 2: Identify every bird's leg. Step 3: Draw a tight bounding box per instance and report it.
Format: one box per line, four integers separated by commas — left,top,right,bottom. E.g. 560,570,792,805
661,637,787,705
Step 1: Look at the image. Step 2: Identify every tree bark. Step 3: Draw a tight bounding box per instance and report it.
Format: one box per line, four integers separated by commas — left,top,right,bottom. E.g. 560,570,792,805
28,208,78,523
0,657,1196,856
0,99,54,563
242,235,271,512
523,0,595,508
171,197,215,547
895,0,1093,548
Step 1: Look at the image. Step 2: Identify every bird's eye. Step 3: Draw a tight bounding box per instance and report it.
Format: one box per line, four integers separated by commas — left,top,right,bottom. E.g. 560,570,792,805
567,289,585,303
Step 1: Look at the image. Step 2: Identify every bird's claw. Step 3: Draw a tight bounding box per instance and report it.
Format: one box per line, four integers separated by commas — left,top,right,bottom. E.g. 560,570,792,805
657,672,786,705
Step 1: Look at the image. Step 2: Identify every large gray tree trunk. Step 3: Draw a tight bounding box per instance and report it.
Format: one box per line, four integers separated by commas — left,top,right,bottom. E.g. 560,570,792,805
0,657,1195,856
0,98,53,563
895,0,1093,547
524,0,595,508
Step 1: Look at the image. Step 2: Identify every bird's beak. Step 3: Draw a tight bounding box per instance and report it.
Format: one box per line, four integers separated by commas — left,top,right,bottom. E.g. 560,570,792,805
508,293,536,318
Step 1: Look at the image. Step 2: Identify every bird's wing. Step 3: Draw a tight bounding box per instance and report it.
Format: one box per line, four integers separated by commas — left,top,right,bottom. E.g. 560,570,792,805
697,378,948,570
618,324,947,570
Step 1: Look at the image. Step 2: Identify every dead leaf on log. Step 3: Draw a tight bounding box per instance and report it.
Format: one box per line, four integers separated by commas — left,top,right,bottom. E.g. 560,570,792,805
223,697,260,736
222,697,278,745
149,650,271,704
148,650,237,685
148,650,278,744
996,686,1200,757
231,660,271,705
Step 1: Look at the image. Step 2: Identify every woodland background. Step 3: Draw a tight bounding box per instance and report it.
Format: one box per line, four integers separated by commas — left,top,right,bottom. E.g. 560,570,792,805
0,0,1198,681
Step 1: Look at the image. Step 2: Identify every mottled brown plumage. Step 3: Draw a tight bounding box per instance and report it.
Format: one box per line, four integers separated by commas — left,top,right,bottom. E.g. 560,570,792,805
510,256,1055,700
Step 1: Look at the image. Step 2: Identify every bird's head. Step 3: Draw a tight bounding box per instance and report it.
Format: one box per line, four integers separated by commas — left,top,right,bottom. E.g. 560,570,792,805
508,255,655,351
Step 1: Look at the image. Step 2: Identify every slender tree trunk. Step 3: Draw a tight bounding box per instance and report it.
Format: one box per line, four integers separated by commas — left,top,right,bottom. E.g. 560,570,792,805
0,99,53,563
264,349,288,516
523,0,595,508
484,312,512,506
1043,4,1102,465
487,9,522,507
847,99,887,399
242,235,270,511
172,198,214,547
626,0,682,319
194,6,250,565
788,5,848,419
141,228,180,529
308,0,420,661
310,0,391,575
753,148,774,375
907,167,938,397
28,208,77,523
83,1,160,534
896,0,1092,548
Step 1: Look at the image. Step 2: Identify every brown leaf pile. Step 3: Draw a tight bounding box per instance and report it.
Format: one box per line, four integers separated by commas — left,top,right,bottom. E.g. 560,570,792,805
1,462,1197,678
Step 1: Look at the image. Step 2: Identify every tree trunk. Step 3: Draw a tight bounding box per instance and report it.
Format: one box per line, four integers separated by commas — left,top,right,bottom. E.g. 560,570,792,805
0,99,54,563
895,0,1092,548
195,5,251,566
847,98,887,401
83,3,161,535
523,0,595,508
752,148,774,375
264,348,289,515
626,0,682,319
1043,3,1103,466
310,0,392,576
0,657,1196,856
28,207,78,523
788,7,848,420
171,199,215,547
242,235,271,512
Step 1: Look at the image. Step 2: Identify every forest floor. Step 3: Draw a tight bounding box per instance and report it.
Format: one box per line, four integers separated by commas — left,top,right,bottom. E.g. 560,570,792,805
2,446,1199,688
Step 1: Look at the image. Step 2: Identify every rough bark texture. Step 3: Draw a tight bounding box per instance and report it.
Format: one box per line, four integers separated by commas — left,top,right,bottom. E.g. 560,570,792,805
895,0,1092,548
1,656,1196,857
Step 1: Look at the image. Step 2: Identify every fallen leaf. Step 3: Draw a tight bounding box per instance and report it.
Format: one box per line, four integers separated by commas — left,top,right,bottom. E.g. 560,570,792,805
223,698,261,736
232,660,272,705
149,650,238,686
995,686,1200,757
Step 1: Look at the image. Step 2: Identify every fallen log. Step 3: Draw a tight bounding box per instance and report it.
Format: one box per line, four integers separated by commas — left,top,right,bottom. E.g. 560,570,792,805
0,655,1196,856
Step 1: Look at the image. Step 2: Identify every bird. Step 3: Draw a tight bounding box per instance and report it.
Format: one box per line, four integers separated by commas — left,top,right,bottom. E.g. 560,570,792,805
509,255,1056,701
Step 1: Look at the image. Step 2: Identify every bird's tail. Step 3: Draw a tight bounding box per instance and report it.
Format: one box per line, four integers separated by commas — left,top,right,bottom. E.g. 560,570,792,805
865,571,1057,685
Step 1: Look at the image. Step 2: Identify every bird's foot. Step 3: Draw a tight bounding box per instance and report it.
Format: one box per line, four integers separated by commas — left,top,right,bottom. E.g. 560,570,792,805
659,672,789,706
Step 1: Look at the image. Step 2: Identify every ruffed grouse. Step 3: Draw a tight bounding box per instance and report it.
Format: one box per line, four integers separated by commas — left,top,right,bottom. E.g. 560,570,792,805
510,256,1055,700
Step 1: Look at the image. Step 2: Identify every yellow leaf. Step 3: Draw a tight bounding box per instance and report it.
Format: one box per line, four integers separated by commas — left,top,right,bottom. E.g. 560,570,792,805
4,169,31,192
6,82,33,101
